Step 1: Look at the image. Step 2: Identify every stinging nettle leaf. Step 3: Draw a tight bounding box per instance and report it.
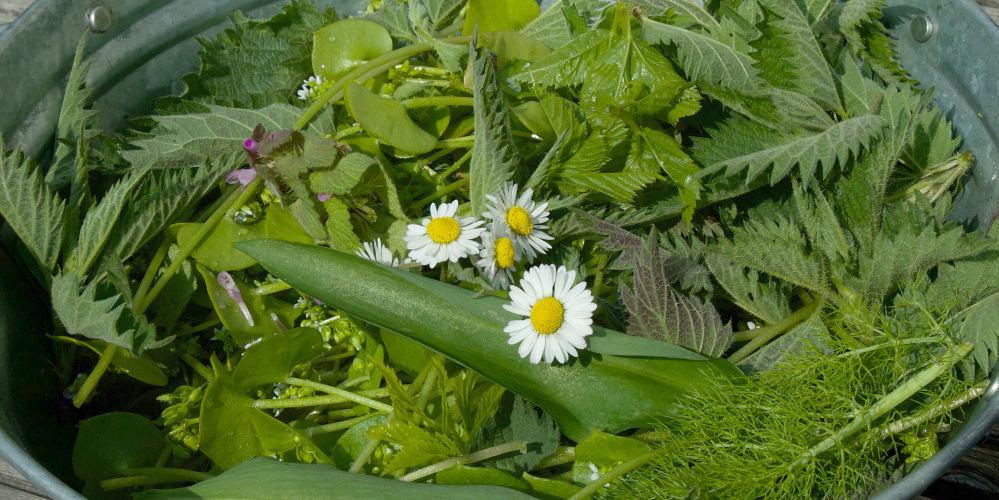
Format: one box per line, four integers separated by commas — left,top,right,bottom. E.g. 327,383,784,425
468,42,522,216
51,272,170,357
620,232,734,357
0,141,67,275
48,32,100,191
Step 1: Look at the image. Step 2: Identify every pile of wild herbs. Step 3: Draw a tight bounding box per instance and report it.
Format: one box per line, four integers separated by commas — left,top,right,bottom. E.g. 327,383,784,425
0,0,995,499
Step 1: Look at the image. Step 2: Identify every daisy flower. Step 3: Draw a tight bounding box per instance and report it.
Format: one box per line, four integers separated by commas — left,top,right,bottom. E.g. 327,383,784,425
484,183,553,263
356,238,405,267
476,221,519,290
404,200,485,268
503,264,597,364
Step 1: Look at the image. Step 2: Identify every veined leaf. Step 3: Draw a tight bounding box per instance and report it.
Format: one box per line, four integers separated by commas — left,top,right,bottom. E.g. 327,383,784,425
236,240,744,441
473,394,560,475
693,113,885,185
620,232,734,357
837,0,887,51
561,171,660,203
468,43,521,216
799,0,838,28
369,420,463,473
900,106,961,174
364,0,416,41
47,32,100,190
121,104,330,170
638,13,763,94
310,153,377,196
518,0,575,49
736,309,829,374
408,0,467,35
51,272,168,357
74,173,145,275
628,0,722,32
705,255,793,326
509,29,604,90
0,142,66,275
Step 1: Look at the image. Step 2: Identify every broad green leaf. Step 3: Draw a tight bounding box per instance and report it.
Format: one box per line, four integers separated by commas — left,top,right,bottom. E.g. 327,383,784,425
312,19,393,79
473,394,560,475
236,240,744,441
480,30,553,67
570,429,652,484
509,30,603,89
264,203,315,245
344,82,438,155
174,219,267,272
518,1,573,49
73,413,163,482
121,104,329,170
135,457,536,499
232,327,325,392
195,263,301,347
51,272,167,356
381,329,431,377
0,142,66,275
468,45,522,216
837,0,887,50
638,14,763,94
47,32,100,190
463,0,540,34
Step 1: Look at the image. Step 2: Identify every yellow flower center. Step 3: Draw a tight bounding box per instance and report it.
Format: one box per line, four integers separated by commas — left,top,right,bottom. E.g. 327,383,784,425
495,238,515,268
506,206,534,235
426,217,461,244
530,297,564,335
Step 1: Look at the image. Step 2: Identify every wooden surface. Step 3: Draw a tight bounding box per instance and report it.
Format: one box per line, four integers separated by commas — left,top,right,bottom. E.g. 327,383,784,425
0,0,998,499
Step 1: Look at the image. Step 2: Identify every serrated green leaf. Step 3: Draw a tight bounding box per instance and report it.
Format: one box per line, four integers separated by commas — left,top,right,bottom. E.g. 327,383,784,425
629,0,722,32
369,420,463,473
122,104,330,170
518,0,574,49
48,32,100,190
323,197,362,252
621,232,734,357
0,142,66,275
509,30,604,89
837,0,886,51
562,171,660,204
693,113,884,185
473,393,560,475
51,272,169,357
364,0,416,41
409,0,467,35
638,14,763,94
310,153,376,196
468,44,521,216
901,106,961,174
705,255,793,325
74,173,145,275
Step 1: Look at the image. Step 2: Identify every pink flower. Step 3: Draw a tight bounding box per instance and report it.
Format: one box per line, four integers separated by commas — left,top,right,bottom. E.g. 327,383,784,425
225,168,257,191
317,193,332,202
243,137,259,154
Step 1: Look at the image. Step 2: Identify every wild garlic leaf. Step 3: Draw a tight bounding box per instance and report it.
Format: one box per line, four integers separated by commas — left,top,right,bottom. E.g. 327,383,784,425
74,172,145,275
757,0,842,112
122,104,331,170
692,113,885,185
473,394,560,475
51,271,169,357
47,32,100,191
0,142,66,275
637,13,764,94
620,232,733,357
468,44,521,216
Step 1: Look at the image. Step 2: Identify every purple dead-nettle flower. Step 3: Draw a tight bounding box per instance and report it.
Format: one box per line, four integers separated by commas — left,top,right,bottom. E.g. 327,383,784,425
225,168,257,191
217,271,255,326
317,193,332,202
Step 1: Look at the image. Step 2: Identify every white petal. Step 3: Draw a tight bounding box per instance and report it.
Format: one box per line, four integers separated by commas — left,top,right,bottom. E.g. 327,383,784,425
530,336,547,364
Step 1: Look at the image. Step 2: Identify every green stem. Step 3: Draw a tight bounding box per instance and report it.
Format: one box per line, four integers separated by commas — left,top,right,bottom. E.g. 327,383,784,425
334,125,363,141
73,343,116,408
253,280,292,296
255,377,394,413
132,237,171,310
174,317,222,337
727,300,820,364
181,353,214,382
399,441,528,482
835,337,945,359
412,178,469,209
532,446,576,471
793,342,974,467
101,468,214,491
294,37,471,130
403,96,475,109
307,415,372,436
567,451,658,500
138,179,261,314
437,149,472,179
434,136,475,149
878,379,990,438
